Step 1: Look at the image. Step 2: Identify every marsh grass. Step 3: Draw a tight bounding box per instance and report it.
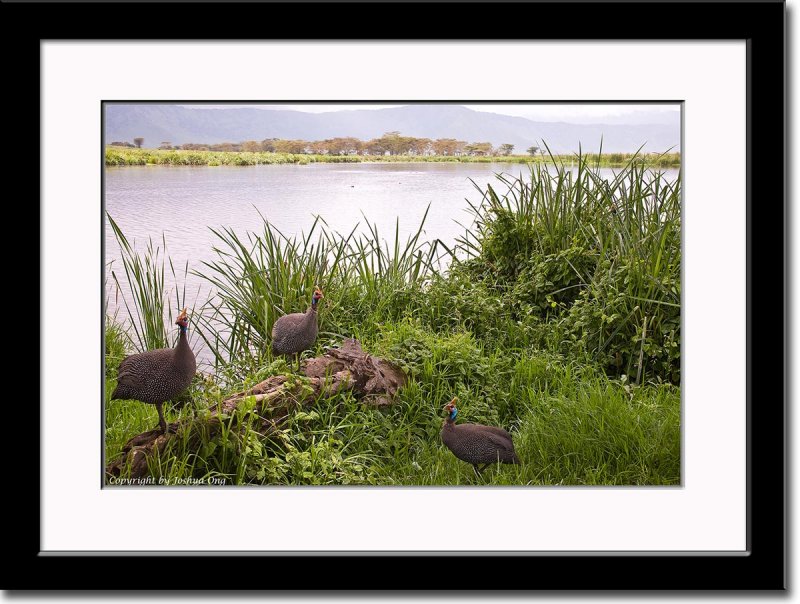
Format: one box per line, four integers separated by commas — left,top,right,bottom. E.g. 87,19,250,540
105,146,681,168
192,208,442,378
107,215,206,356
105,149,681,485
452,149,681,382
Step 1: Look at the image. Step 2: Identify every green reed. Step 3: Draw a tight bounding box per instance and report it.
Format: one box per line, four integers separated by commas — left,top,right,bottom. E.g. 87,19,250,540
107,214,198,352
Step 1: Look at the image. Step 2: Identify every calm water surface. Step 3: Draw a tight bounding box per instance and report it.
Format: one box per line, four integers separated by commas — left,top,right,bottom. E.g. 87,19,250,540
106,162,539,265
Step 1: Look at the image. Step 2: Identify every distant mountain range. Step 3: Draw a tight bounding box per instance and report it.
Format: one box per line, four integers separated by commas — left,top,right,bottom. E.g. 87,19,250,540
104,104,680,154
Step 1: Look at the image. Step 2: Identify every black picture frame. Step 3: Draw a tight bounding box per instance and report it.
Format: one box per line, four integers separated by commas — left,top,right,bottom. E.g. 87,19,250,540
21,0,785,592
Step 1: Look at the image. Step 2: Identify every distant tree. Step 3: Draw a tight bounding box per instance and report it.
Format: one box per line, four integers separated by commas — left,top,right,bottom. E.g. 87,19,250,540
465,142,492,156
380,131,404,155
477,142,493,156
241,140,262,152
133,137,144,149
364,138,386,156
211,142,240,152
344,137,362,155
432,138,458,156
159,141,172,150
326,137,361,155
410,137,432,156
399,136,417,155
309,140,328,155
526,145,541,156
373,132,419,156
272,139,308,154
324,138,342,155
499,143,515,156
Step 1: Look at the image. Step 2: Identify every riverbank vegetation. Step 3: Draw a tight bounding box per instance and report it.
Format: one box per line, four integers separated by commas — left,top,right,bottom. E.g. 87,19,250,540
106,146,680,168
107,131,680,167
105,150,681,486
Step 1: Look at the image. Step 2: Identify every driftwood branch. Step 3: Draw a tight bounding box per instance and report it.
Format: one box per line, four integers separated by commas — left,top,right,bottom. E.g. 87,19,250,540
105,339,406,480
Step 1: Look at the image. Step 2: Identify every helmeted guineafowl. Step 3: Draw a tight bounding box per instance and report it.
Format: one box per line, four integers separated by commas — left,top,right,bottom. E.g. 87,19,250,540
440,398,520,476
271,286,323,371
110,308,197,434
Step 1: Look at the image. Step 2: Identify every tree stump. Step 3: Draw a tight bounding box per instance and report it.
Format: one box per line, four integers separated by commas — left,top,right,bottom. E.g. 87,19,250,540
105,339,405,481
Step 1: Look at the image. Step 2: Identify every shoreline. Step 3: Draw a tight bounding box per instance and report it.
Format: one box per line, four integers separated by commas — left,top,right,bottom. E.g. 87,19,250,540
105,147,682,168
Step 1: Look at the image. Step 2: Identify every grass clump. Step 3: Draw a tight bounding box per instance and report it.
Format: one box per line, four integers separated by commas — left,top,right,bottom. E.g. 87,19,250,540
453,153,681,383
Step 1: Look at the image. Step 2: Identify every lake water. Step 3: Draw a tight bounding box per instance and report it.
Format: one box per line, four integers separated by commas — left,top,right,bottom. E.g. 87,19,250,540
105,162,678,366
105,162,539,267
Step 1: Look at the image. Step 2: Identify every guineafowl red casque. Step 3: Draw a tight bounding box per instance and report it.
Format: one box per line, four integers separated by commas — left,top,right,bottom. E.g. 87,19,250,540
110,308,197,434
271,286,323,371
440,398,520,476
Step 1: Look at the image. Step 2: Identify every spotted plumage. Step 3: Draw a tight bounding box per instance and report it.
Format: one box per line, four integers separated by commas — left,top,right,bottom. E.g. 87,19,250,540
111,308,196,434
440,398,519,475
271,287,323,370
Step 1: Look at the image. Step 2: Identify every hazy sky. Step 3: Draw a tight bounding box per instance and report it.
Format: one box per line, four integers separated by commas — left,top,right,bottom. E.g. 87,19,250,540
184,104,680,124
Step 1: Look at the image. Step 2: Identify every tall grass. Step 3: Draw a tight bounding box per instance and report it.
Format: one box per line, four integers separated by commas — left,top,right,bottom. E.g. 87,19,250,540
107,215,201,353
105,148,682,485
192,208,442,376
450,150,681,382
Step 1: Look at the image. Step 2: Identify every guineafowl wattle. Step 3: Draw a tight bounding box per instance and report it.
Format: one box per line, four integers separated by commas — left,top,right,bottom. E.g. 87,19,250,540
271,286,323,371
110,308,196,434
440,398,520,476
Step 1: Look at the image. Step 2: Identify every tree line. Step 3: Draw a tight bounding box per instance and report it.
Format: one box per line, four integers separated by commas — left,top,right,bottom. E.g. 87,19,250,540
110,133,542,157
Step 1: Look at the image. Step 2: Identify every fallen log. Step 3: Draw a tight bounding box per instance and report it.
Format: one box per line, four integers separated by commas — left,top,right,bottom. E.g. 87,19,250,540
105,338,406,481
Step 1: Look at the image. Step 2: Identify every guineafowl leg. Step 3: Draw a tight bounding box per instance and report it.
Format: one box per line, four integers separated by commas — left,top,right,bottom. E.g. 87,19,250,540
472,464,483,479
295,353,301,373
155,402,168,434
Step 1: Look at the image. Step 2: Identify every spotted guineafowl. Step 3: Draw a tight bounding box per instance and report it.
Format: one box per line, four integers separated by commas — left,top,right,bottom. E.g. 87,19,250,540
440,398,520,476
271,286,323,371
110,308,196,434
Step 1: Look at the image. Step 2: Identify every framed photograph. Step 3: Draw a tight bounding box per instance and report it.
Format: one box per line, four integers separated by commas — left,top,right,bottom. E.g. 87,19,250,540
26,0,784,591
102,97,683,484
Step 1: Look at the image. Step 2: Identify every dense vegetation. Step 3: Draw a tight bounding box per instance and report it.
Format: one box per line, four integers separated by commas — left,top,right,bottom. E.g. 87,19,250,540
118,132,509,156
105,151,681,486
105,146,681,168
